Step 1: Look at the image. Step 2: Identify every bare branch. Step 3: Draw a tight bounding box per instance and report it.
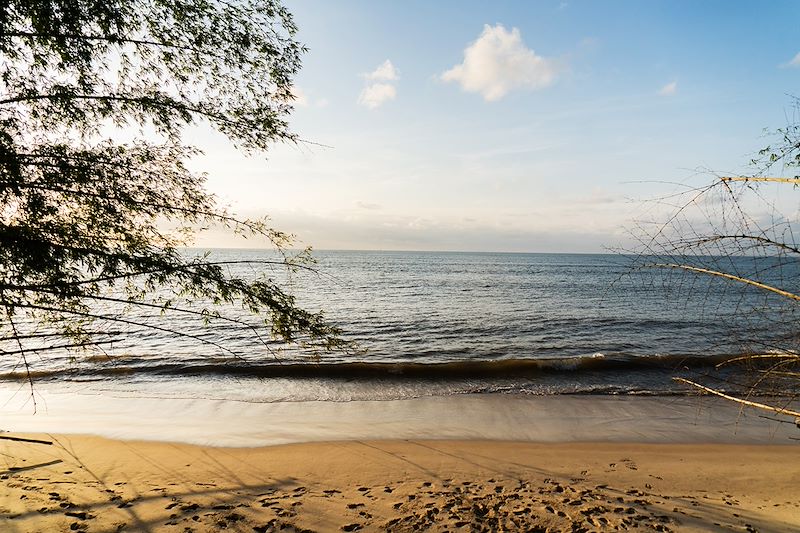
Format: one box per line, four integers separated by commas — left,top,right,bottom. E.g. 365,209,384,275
652,263,800,302
675,377,800,417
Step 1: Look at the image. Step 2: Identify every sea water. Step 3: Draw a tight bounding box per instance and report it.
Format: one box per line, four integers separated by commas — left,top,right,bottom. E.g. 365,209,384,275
1,250,797,403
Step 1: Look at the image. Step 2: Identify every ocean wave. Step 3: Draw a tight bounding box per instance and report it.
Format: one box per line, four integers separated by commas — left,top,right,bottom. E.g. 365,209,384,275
0,352,741,382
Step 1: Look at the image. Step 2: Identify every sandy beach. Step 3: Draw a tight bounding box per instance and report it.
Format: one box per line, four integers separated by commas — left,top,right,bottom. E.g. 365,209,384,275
1,435,798,532
1,392,799,532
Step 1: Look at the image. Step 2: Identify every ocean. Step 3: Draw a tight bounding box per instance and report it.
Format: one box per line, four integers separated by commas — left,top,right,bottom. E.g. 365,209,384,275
1,250,796,404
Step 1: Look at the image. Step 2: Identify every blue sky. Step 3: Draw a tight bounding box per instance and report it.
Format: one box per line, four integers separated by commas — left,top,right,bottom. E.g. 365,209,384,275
193,0,800,252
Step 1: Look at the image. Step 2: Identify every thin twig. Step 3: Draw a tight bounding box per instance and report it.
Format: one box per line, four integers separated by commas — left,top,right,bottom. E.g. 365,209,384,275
653,264,800,302
0,435,53,445
675,377,800,417
721,177,800,184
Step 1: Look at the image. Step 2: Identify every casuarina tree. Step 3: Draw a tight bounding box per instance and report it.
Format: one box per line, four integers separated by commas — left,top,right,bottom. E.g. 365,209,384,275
0,1,346,400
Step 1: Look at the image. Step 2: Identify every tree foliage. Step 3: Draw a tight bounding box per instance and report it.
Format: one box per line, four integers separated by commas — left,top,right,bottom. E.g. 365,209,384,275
0,0,346,394
630,97,800,425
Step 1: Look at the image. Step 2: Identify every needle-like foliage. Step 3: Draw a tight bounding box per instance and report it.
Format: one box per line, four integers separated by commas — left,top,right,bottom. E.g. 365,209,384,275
0,1,346,399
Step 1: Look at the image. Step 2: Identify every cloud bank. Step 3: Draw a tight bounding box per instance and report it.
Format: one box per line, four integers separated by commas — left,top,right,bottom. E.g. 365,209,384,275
441,24,557,101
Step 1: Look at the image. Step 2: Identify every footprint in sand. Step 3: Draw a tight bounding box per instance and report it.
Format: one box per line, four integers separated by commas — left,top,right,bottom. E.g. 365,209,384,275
211,503,234,510
254,520,283,533
259,498,280,508
276,506,297,518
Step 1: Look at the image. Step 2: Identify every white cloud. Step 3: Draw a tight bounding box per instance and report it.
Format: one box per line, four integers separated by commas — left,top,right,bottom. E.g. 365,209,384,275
359,60,399,109
784,52,800,68
441,24,557,101
658,81,677,96
290,86,329,108
358,83,397,109
291,86,309,107
364,59,399,81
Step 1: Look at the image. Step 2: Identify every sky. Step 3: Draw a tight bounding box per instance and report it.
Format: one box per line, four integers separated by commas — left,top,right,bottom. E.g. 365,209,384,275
191,0,800,253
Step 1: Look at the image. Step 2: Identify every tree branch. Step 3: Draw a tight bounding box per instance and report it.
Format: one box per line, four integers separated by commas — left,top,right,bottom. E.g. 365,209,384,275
675,377,800,418
652,263,800,302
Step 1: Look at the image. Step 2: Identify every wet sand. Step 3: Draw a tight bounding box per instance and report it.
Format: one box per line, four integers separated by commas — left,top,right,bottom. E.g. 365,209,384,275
1,389,797,446
1,436,798,532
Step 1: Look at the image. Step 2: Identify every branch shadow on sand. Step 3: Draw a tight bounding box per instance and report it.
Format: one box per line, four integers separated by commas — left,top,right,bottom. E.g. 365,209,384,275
1,435,798,532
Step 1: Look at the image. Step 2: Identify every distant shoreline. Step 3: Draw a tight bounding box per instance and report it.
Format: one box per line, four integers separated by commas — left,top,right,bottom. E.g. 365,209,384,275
182,246,625,255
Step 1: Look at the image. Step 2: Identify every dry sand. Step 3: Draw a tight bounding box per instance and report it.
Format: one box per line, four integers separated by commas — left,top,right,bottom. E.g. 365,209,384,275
1,435,798,532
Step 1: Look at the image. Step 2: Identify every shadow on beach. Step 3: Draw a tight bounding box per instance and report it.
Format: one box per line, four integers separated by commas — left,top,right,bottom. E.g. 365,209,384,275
1,433,798,532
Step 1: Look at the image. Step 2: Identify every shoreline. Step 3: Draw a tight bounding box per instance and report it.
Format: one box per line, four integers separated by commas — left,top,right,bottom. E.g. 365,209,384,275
2,391,798,531
1,436,798,532
1,388,797,447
